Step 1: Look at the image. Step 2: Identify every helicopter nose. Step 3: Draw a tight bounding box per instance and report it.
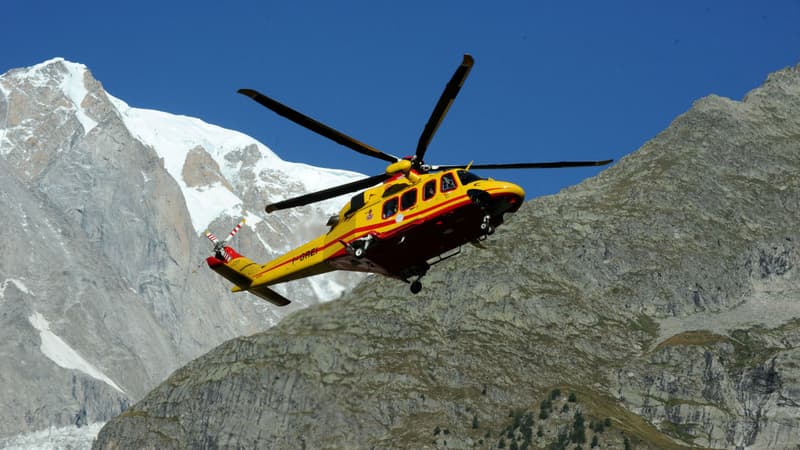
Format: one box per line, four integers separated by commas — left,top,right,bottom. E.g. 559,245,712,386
504,183,525,212
494,181,524,204
506,182,525,201
478,181,525,214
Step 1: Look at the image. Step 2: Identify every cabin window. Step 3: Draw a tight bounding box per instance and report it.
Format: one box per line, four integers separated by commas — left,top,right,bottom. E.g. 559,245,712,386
423,180,436,200
441,172,458,192
456,170,483,185
401,189,417,210
382,197,399,219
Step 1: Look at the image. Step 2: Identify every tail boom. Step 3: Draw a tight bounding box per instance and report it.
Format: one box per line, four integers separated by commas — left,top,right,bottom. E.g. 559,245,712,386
206,247,291,306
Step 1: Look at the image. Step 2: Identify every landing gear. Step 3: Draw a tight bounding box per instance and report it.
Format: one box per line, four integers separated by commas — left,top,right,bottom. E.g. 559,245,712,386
480,214,495,235
470,189,498,237
342,234,376,259
404,263,430,295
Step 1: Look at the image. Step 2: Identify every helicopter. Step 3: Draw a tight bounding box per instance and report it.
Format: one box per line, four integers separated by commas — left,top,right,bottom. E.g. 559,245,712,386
205,54,612,306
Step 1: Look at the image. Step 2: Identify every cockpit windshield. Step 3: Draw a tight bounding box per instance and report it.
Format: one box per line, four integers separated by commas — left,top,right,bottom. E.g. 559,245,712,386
456,170,484,185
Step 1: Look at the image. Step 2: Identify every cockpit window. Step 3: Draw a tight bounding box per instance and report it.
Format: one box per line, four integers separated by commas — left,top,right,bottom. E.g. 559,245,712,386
382,197,399,219
441,172,458,192
456,170,483,185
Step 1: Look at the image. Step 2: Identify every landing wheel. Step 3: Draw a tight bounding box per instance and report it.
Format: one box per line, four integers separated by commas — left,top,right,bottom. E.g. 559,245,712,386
354,246,365,258
410,280,422,294
480,214,492,232
480,220,494,236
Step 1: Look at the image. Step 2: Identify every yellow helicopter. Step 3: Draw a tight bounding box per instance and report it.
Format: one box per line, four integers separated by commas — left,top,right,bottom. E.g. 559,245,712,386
205,54,612,305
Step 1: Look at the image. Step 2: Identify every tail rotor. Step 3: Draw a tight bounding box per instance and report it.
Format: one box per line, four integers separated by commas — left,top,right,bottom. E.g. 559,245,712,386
204,219,245,262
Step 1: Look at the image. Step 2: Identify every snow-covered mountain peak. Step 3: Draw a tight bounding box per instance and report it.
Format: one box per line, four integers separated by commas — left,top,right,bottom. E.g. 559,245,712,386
1,57,97,137
106,92,364,233
6,57,86,84
6,57,90,101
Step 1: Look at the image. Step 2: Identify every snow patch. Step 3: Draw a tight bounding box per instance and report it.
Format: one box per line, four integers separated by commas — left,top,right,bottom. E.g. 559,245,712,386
105,92,129,113
243,210,264,228
26,57,70,72
28,312,125,394
1,80,11,154
58,60,97,134
183,182,243,233
0,278,33,299
254,233,275,254
0,129,9,155
0,421,104,450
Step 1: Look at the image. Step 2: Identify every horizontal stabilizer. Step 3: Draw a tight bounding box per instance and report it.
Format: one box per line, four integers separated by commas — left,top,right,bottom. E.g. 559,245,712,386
247,285,291,306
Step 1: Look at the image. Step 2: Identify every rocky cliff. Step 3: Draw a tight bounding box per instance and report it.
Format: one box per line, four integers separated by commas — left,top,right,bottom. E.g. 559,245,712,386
0,58,364,440
93,62,800,449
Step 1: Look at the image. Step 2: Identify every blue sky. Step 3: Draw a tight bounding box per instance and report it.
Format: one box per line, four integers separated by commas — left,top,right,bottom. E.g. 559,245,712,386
3,1,799,199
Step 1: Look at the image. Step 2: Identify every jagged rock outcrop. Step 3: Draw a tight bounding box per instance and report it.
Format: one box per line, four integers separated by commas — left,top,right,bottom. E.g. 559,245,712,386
0,58,364,440
92,63,800,449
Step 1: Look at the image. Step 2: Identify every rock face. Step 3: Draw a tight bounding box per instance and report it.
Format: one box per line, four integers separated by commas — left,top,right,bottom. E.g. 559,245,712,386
0,59,364,439
92,63,800,449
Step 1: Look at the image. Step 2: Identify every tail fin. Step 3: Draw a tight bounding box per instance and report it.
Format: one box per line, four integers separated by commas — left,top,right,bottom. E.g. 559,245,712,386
206,247,253,287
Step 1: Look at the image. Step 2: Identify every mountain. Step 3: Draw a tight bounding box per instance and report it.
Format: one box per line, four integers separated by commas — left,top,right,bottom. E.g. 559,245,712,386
94,63,800,449
0,58,364,440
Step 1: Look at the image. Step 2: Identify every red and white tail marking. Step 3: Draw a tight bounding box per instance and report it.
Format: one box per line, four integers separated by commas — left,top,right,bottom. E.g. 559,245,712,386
205,231,219,244
224,219,245,244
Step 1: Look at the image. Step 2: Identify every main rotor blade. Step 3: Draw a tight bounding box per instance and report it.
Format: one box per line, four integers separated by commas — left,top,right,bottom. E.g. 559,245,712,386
433,160,614,170
415,54,474,165
238,89,399,164
265,173,391,213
